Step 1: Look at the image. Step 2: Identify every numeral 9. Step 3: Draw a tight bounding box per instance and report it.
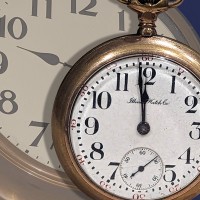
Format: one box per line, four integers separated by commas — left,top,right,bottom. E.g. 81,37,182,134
0,51,8,74
85,117,99,135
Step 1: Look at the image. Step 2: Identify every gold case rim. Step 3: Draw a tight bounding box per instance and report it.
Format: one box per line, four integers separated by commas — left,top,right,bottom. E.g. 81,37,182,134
54,35,200,200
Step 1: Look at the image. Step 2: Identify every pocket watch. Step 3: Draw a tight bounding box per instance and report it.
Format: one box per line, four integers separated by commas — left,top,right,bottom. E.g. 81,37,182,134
0,0,199,200
52,0,200,199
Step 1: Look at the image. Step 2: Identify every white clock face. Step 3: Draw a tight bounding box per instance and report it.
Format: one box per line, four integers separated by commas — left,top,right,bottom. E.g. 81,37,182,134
0,0,199,188
70,56,200,199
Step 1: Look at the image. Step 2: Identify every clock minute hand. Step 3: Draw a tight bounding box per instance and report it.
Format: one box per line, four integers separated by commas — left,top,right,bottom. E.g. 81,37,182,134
138,64,145,121
16,46,72,67
138,63,143,101
137,64,150,135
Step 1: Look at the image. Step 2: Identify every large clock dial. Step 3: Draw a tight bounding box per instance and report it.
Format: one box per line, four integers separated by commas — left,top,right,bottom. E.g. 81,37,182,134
0,0,199,200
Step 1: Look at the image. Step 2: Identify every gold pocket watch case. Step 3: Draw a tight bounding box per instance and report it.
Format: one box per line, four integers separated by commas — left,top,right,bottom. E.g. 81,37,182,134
52,0,200,200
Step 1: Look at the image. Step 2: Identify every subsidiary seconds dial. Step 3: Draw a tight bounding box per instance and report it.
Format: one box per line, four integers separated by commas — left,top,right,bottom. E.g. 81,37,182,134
120,147,163,191
68,55,200,199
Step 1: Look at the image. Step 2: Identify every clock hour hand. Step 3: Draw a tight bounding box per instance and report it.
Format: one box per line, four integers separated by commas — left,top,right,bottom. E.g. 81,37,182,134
137,63,150,135
141,83,149,122
16,46,72,67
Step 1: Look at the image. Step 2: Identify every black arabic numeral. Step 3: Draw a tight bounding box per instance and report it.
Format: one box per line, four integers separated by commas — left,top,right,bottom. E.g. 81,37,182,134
116,73,128,91
0,15,27,39
185,96,198,113
189,122,200,140
143,67,156,85
32,0,52,19
85,117,99,135
108,162,120,180
92,91,112,109
71,0,98,17
178,147,194,164
163,165,176,182
90,142,104,160
171,76,176,94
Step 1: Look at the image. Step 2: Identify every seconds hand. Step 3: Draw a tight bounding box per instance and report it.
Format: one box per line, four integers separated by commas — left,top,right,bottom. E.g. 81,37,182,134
137,63,150,135
130,156,158,179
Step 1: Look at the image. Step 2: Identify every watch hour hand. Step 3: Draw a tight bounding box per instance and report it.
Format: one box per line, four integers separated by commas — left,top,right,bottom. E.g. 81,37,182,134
16,46,72,67
137,64,150,135
141,83,149,122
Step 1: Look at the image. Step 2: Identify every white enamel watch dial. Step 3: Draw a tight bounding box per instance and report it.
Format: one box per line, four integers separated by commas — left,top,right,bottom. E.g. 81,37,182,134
0,0,199,199
68,55,200,199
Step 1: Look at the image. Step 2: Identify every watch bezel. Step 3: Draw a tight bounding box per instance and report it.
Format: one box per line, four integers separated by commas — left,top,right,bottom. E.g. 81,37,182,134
52,34,200,200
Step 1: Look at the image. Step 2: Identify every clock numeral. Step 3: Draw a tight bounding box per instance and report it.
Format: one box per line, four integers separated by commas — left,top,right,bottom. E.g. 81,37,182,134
178,147,194,164
185,96,198,113
152,175,159,182
189,122,200,140
0,15,27,39
76,155,85,165
90,142,104,160
116,73,129,91
32,0,52,19
107,63,117,70
141,56,154,61
100,181,111,190
136,183,142,189
71,0,98,17
80,85,88,97
118,10,125,31
171,75,176,94
85,117,99,135
0,51,8,74
29,121,49,147
132,194,145,200
169,184,180,193
70,119,77,130
92,91,112,109
163,165,176,182
0,90,18,114
108,162,120,180
143,67,156,85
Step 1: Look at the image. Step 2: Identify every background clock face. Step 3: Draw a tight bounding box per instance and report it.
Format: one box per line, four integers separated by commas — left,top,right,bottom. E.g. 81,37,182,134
0,0,199,200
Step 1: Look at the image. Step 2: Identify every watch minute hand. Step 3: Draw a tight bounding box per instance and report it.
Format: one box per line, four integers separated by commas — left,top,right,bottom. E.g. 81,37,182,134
138,64,143,97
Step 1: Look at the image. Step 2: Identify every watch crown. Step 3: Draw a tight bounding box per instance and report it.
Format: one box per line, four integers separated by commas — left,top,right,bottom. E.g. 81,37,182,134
117,0,184,37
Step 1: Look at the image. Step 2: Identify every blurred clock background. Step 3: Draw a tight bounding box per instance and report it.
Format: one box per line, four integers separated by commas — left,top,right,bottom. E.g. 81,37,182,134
179,1,200,200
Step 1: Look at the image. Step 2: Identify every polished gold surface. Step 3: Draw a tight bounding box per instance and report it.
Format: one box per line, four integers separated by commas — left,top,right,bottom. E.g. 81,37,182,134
117,0,184,36
52,35,200,200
